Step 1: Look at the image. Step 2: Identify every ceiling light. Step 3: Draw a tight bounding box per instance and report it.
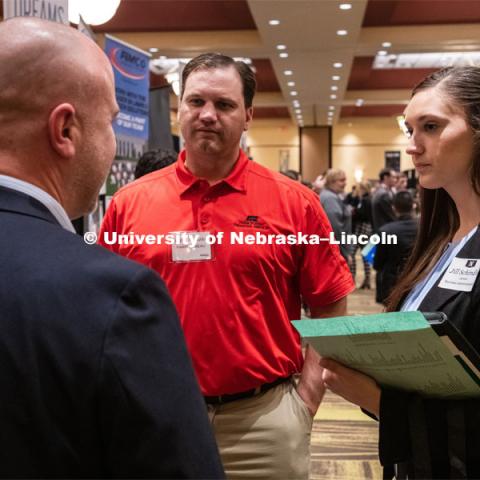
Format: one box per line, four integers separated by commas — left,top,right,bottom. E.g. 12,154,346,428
332,75,340,81
331,85,338,91
333,62,343,68
329,106,335,110
284,70,293,76
337,30,348,36
328,112,334,117
69,0,121,25
277,44,287,50
373,51,480,69
355,98,364,107
290,91,298,96
149,47,159,53
382,41,392,48
339,3,352,10
287,81,295,87
295,109,301,114
330,94,337,99
279,53,289,58
378,50,388,56
293,100,300,107
269,19,280,25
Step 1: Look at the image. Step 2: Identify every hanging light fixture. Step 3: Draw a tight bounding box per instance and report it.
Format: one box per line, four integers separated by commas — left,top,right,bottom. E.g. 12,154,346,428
69,0,121,26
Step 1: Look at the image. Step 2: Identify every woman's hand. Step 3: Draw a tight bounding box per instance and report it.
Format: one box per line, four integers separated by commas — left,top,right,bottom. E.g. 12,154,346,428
319,357,381,418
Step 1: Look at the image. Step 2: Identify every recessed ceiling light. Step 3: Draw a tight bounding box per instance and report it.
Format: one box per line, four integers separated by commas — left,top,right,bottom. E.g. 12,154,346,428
332,75,340,81
284,70,293,75
269,19,280,26
330,94,337,99
378,50,388,56
293,100,300,107
355,98,364,106
279,53,289,58
287,81,295,87
331,85,338,91
329,106,335,110
276,44,287,50
337,30,348,36
382,41,392,48
333,62,343,68
295,108,301,114
339,3,352,10
149,47,159,53
290,91,298,96
328,112,334,117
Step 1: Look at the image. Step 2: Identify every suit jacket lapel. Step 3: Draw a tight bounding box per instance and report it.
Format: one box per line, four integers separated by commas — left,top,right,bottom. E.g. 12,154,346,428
418,226,480,311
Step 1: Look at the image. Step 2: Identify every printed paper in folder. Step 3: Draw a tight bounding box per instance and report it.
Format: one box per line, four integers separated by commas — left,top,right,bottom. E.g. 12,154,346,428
292,311,480,398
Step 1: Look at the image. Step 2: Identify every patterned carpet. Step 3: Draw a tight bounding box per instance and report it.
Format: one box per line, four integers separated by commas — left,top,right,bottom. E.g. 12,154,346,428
309,276,384,480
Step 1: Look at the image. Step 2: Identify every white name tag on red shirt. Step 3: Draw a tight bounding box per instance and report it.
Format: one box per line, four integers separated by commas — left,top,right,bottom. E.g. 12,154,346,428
439,257,480,292
172,231,212,262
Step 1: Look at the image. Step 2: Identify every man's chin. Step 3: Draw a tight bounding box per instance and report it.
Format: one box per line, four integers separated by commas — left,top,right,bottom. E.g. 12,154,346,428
198,140,220,155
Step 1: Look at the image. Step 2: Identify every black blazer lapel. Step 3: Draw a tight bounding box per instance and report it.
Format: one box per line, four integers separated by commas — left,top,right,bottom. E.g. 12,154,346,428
418,226,480,312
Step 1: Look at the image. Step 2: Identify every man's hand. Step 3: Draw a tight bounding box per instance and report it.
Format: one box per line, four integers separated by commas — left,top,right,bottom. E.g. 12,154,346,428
297,344,326,416
319,357,381,418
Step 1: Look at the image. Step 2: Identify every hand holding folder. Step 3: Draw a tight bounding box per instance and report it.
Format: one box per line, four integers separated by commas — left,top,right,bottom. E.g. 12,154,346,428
293,311,480,399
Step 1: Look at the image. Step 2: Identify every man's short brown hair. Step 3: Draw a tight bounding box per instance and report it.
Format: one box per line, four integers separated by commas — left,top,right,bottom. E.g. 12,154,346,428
181,53,257,108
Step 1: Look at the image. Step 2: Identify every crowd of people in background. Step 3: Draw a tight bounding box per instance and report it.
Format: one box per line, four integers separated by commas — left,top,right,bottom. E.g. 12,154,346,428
281,165,419,305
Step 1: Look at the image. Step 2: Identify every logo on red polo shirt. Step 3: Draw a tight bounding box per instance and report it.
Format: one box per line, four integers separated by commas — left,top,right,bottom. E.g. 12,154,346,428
234,215,270,230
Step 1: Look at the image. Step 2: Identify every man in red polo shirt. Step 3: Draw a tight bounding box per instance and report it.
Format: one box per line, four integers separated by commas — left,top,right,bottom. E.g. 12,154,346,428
99,53,354,479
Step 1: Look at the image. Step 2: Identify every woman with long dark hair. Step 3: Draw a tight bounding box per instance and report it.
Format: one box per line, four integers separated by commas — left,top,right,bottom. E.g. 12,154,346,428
319,66,480,479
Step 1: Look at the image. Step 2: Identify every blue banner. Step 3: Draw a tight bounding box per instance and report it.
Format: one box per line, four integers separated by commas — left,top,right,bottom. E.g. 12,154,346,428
105,35,150,144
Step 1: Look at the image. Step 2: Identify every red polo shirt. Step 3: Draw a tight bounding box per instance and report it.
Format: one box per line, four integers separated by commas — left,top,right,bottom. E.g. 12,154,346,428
99,150,354,395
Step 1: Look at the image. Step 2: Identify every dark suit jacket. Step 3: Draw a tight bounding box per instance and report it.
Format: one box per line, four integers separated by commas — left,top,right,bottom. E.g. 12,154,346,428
371,186,395,232
0,186,224,479
374,216,418,304
378,227,480,479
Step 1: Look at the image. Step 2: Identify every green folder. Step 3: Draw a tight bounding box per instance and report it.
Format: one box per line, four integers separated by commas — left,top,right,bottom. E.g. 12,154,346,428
292,311,480,398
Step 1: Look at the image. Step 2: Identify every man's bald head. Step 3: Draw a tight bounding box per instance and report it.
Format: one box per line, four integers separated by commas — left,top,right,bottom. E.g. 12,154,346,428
0,18,112,130
0,18,119,219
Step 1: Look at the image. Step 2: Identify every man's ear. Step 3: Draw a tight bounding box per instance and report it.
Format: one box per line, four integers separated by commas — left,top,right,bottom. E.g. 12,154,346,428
47,103,77,158
244,106,253,131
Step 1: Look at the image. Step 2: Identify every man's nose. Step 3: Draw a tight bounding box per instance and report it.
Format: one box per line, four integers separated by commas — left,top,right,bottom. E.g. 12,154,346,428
199,103,217,123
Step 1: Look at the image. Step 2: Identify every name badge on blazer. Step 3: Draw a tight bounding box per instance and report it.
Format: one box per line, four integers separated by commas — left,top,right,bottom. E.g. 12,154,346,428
439,257,480,292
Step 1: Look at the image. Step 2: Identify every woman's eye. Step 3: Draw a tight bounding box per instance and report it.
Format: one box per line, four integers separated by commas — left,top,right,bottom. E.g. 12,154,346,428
424,122,437,132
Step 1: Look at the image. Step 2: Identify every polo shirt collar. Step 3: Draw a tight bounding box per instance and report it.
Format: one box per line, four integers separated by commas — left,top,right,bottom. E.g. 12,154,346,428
176,149,249,195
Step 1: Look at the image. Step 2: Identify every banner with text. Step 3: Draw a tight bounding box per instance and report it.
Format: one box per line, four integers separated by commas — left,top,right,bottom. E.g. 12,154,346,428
3,0,68,24
105,35,150,161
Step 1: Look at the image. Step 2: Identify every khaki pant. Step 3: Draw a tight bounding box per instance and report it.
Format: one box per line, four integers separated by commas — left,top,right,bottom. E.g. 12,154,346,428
207,379,314,480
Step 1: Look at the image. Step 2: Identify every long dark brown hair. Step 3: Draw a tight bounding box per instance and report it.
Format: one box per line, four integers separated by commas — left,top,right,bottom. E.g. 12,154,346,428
386,66,480,310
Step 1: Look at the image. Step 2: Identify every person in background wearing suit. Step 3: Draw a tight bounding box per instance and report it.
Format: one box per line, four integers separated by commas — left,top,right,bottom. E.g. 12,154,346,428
0,18,223,479
373,191,418,304
319,66,480,478
371,167,398,233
